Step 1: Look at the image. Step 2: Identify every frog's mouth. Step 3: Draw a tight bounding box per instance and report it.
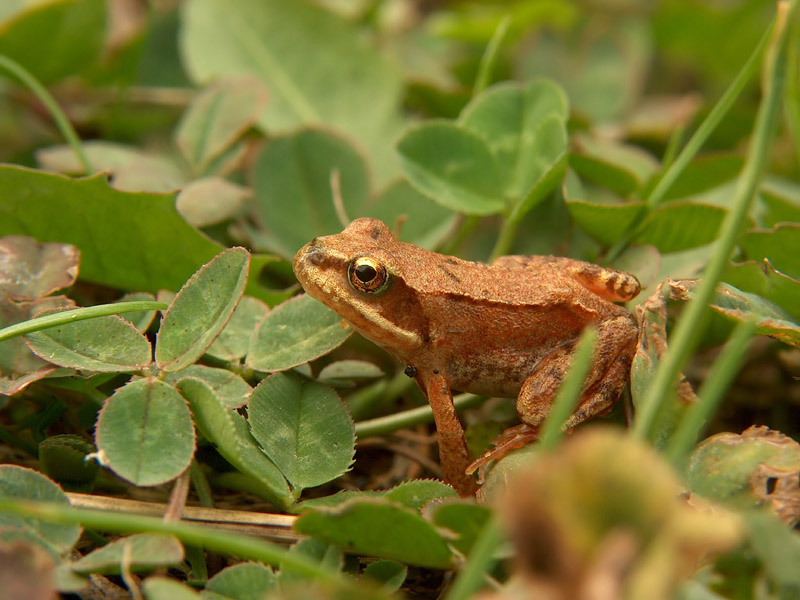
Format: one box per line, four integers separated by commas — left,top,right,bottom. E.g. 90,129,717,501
293,241,422,350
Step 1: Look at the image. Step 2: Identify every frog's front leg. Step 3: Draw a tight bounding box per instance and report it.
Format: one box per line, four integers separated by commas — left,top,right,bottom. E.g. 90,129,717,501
517,312,638,430
420,371,478,497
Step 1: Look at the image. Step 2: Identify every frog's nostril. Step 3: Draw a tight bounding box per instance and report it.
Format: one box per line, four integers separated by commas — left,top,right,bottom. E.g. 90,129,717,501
305,248,326,265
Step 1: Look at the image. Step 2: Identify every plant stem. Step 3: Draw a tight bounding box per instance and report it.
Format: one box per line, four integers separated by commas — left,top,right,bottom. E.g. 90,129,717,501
0,54,93,174
0,301,167,342
355,393,484,439
0,498,366,593
604,17,774,263
633,0,795,440
666,318,756,468
538,327,597,451
473,16,511,97
445,515,504,600
488,213,519,262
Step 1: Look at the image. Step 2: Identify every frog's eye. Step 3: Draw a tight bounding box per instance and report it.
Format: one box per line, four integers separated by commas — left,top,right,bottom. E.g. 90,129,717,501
348,256,388,294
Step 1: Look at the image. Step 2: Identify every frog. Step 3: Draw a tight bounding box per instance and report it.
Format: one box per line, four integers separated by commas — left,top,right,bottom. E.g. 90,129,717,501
293,218,641,496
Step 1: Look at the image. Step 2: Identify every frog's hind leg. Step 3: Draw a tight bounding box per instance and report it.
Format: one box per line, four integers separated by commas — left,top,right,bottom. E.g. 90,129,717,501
518,313,638,431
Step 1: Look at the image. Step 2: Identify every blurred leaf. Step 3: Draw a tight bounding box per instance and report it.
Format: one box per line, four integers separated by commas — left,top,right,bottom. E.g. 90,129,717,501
738,224,800,281
0,465,81,553
744,510,800,594
176,178,249,228
25,314,152,372
0,0,106,83
571,137,659,197
688,426,800,525
205,296,268,363
0,296,71,395
397,121,505,215
363,560,407,592
95,378,195,486
317,360,383,387
660,154,743,202
0,236,79,300
175,77,268,174
519,16,652,123
246,294,352,373
0,167,273,298
118,292,158,333
384,480,457,511
760,178,800,227
177,377,292,508
71,533,184,575
38,434,98,492
156,247,249,372
248,372,355,492
180,0,404,181
0,537,56,600
429,501,492,556
565,199,642,246
252,129,369,260
294,498,453,569
364,182,457,250
201,562,276,600
145,577,202,600
635,202,728,253
280,538,343,584
166,365,251,409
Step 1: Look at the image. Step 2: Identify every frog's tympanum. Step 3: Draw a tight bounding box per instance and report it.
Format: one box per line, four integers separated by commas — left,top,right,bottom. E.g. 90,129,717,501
293,218,640,496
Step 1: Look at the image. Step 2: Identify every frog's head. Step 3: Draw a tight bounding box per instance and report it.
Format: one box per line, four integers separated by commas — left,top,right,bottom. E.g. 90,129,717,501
293,218,425,352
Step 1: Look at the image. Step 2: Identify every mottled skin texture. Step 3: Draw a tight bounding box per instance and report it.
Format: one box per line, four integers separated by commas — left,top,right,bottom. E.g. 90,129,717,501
293,218,640,496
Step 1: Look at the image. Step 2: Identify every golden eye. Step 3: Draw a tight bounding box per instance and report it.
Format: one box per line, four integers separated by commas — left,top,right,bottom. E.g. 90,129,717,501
348,256,388,293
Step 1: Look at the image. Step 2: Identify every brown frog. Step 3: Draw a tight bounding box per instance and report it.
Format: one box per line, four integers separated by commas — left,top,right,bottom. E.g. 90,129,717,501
293,218,640,496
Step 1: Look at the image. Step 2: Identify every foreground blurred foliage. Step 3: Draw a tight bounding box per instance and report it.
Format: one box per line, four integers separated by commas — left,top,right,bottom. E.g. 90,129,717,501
1,0,799,598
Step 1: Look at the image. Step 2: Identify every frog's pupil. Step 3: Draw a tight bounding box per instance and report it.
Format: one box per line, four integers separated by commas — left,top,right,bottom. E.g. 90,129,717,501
355,264,377,282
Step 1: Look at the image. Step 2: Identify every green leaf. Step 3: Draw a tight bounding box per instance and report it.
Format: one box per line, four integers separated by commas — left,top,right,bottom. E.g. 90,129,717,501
0,0,106,84
760,179,800,227
294,498,453,569
144,577,202,600
176,178,249,228
317,360,383,387
38,434,99,492
634,202,728,252
280,538,343,584
95,378,196,486
205,296,268,363
156,247,250,373
0,166,274,299
565,199,642,246
363,560,407,592
175,76,268,174
118,292,159,333
248,372,355,491
0,235,79,300
571,137,659,197
71,533,184,575
25,314,152,372
0,465,81,553
180,0,404,181
364,181,457,250
459,80,568,209
738,224,800,281
202,562,276,600
246,294,352,373
703,282,800,347
724,259,800,321
396,121,505,215
176,377,292,509
744,511,800,593
660,154,744,202
166,365,251,409
429,501,492,556
384,480,458,511
252,129,370,260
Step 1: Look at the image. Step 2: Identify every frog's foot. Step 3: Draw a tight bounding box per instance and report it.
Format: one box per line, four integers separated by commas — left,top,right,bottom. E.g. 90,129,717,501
465,423,541,475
